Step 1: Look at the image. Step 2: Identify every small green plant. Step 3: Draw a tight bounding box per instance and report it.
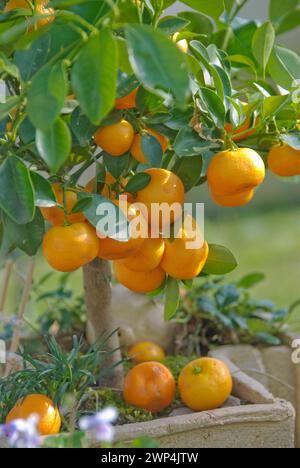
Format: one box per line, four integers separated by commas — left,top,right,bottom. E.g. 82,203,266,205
0,334,122,427
176,273,300,355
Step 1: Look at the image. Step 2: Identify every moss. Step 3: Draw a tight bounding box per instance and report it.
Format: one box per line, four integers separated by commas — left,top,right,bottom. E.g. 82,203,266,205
83,355,198,425
83,388,176,425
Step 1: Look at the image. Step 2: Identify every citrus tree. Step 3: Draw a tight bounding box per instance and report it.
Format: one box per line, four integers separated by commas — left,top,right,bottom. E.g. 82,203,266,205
0,0,299,387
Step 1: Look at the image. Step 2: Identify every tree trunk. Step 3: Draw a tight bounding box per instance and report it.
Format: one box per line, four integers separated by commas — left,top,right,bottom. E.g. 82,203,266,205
83,258,124,389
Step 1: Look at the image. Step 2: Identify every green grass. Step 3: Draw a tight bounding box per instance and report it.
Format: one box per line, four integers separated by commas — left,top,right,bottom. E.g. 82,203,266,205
205,208,300,307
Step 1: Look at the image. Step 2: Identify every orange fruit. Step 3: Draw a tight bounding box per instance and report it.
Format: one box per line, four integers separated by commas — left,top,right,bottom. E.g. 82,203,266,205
224,118,259,142
115,88,138,110
94,120,134,157
113,261,166,294
43,222,99,272
41,183,85,226
136,168,185,228
268,144,300,177
131,128,169,164
4,0,54,29
207,148,265,207
178,357,233,411
172,32,189,53
98,202,146,260
123,362,176,413
128,341,166,364
210,189,255,207
161,217,209,280
6,394,61,436
122,237,165,272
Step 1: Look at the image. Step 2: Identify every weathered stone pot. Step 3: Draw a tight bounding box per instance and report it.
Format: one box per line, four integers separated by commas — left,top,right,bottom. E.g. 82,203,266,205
0,358,295,448
210,333,300,447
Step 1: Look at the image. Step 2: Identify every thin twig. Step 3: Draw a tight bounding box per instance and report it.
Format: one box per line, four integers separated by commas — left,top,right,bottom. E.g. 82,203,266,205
4,261,35,378
0,259,13,313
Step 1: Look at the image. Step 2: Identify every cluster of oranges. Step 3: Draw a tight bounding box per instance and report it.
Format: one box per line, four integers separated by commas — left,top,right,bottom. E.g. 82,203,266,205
124,341,232,413
42,167,209,293
41,89,210,291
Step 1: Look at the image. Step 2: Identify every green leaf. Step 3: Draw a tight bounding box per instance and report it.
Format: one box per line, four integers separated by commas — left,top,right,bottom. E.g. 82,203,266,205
180,0,225,20
158,16,190,35
27,61,67,130
117,72,139,98
0,156,35,224
2,209,44,256
172,155,203,192
280,132,300,150
199,87,226,128
14,34,51,80
79,193,129,241
125,173,151,194
0,96,21,121
225,54,257,77
0,51,19,79
140,133,163,167
269,0,298,27
164,277,180,321
125,24,190,107
103,152,131,179
262,95,290,119
202,244,238,275
252,22,275,76
174,127,214,157
268,45,300,89
30,172,56,208
36,118,72,173
237,273,266,289
178,11,213,36
116,37,133,75
70,107,98,147
72,29,118,125
71,197,92,214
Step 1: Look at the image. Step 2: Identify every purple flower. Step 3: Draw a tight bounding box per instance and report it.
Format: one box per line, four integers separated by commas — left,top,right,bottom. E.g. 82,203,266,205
0,415,41,449
79,407,118,443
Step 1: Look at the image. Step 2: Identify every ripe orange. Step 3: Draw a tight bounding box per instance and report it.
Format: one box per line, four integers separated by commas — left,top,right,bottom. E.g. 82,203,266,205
41,183,85,226
122,237,165,272
136,168,185,228
268,144,300,177
114,261,166,294
224,118,259,142
161,217,209,280
207,148,265,207
4,0,54,29
123,362,176,413
94,120,134,157
43,222,99,272
6,394,61,436
131,128,169,164
172,32,189,53
128,341,166,364
178,358,233,411
98,202,146,260
115,88,138,110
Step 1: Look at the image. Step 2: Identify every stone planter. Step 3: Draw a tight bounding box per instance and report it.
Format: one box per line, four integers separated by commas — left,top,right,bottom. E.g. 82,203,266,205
0,358,295,448
210,334,300,447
